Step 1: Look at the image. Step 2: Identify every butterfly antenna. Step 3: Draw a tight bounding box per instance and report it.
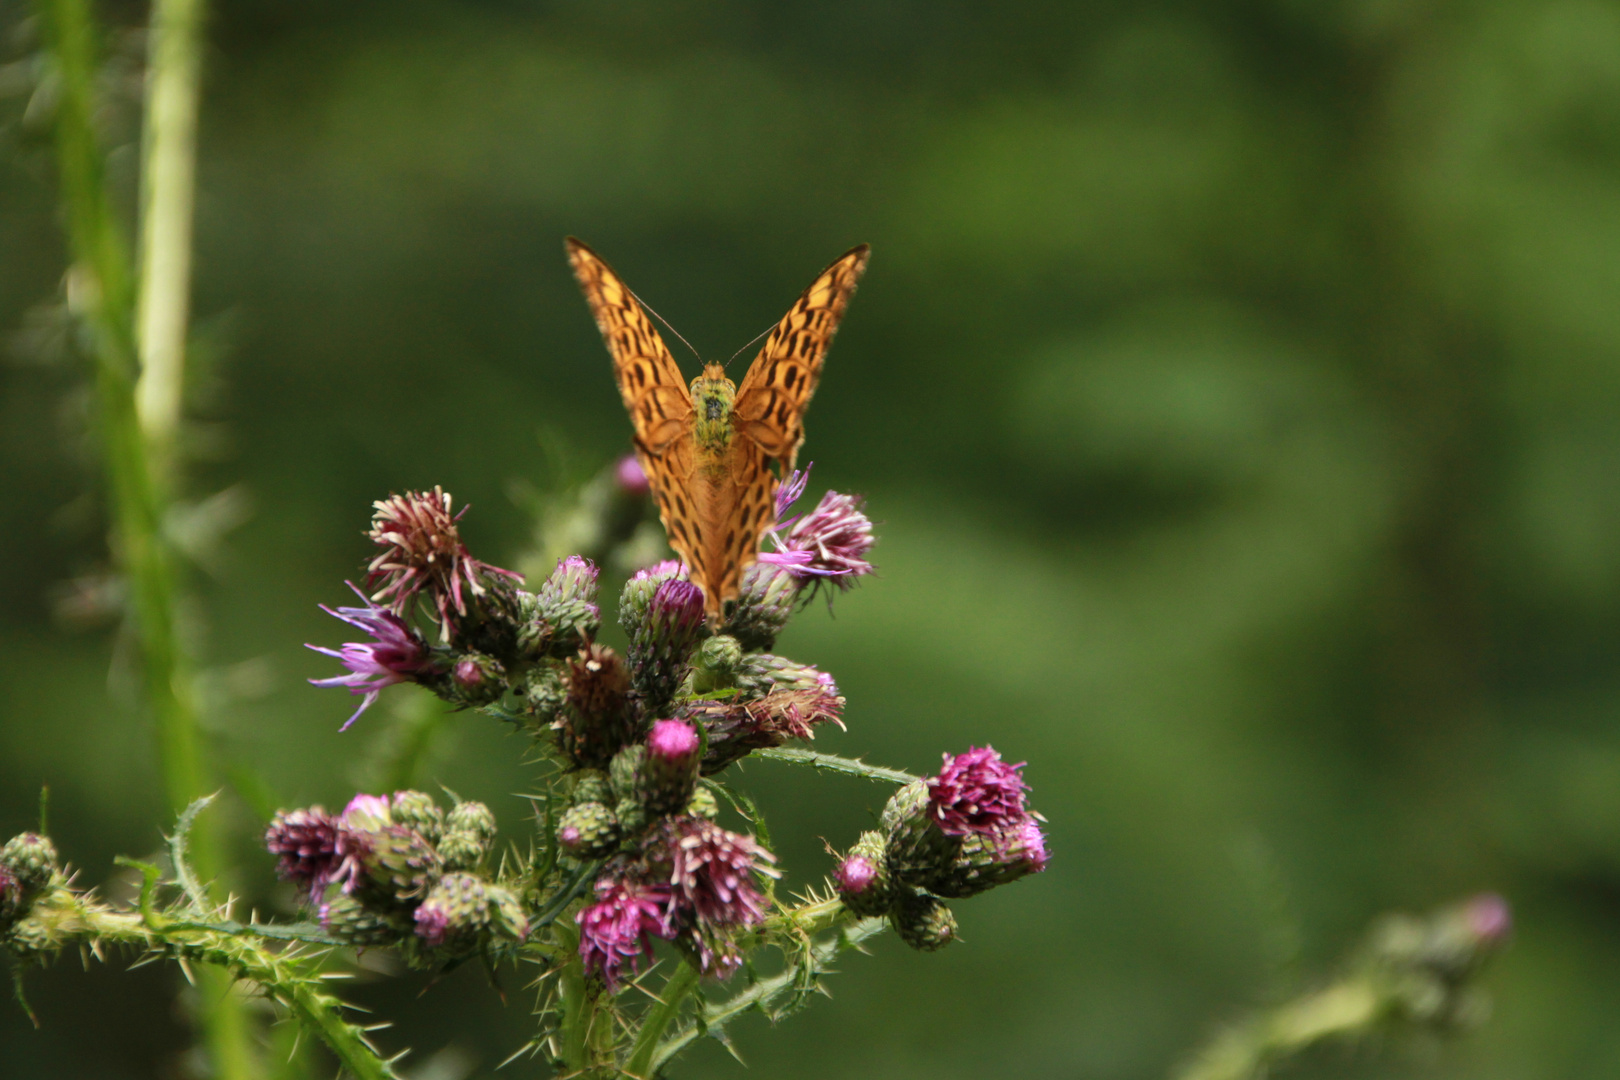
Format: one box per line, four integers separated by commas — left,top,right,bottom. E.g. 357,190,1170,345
628,285,703,363
725,322,776,370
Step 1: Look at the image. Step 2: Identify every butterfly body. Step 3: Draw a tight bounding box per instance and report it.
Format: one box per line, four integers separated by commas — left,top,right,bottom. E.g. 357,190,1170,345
567,239,869,622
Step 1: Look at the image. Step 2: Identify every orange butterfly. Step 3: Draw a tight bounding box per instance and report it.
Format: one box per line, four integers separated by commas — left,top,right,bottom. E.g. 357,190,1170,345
567,238,869,623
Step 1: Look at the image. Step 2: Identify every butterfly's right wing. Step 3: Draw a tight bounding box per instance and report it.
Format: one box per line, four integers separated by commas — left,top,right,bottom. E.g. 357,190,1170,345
568,238,706,575
567,238,693,453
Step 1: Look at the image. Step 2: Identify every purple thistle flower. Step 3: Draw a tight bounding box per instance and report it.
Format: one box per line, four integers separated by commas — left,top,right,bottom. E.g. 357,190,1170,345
307,583,436,730
414,903,451,947
649,718,700,763
616,454,651,497
576,875,677,989
835,854,879,896
687,686,846,772
666,818,778,929
926,746,1030,838
763,466,875,586
264,807,345,902
365,488,522,637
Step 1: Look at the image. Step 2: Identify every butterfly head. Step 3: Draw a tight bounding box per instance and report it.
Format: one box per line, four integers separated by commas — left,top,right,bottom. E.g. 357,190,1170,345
690,364,737,452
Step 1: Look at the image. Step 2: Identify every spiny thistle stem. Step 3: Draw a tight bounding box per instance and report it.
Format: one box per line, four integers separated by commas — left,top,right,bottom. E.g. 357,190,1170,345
30,0,251,1074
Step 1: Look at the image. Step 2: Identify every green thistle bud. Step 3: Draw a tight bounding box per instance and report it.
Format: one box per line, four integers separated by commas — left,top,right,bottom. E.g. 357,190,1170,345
609,745,648,804
723,564,800,652
891,890,957,952
685,786,720,821
922,821,1048,899
688,634,745,696
834,831,894,918
642,720,701,815
414,872,490,947
614,796,648,838
882,781,957,887
880,781,930,833
523,557,602,658
522,662,568,730
449,652,507,707
1,833,59,890
485,885,530,942
628,578,707,718
439,801,497,872
353,826,441,910
389,791,443,843
735,653,833,697
618,561,683,634
570,770,611,807
558,802,621,858
320,892,411,946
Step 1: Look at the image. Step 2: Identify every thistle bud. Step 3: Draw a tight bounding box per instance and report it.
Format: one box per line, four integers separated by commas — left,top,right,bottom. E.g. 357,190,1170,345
1,833,59,891
558,644,635,768
835,831,894,918
527,556,602,658
922,818,1049,899
884,786,957,887
558,802,621,858
341,795,441,909
389,791,443,843
320,892,411,946
485,884,530,942
439,801,497,871
688,634,745,696
570,770,611,807
723,563,801,652
265,808,344,902
892,890,957,952
629,579,707,717
735,653,835,698
688,686,845,773
643,720,701,815
618,561,685,634
450,652,506,706
522,662,568,729
685,786,720,821
414,872,491,947
609,745,647,803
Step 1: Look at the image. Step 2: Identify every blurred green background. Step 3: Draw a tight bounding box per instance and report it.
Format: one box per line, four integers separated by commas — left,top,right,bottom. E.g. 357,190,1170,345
5,0,1620,1076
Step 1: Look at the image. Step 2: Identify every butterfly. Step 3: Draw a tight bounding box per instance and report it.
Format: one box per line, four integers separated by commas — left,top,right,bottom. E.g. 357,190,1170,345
567,238,870,623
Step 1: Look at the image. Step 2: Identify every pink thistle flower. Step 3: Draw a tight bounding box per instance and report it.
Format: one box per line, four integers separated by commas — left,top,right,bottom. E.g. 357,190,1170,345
365,487,521,637
264,807,345,902
616,454,651,496
926,746,1030,837
666,818,778,929
576,875,677,989
762,466,875,587
307,584,437,730
687,686,846,771
835,854,879,896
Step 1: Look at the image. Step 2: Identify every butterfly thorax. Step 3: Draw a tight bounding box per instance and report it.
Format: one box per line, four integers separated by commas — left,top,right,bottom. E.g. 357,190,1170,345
689,364,737,455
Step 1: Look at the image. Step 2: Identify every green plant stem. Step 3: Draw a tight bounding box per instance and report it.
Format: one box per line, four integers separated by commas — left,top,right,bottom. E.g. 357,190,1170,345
26,889,399,1080
623,961,699,1079
135,0,204,460
552,922,618,1077
650,915,888,1072
1170,978,1388,1080
754,748,918,784
34,1,250,1076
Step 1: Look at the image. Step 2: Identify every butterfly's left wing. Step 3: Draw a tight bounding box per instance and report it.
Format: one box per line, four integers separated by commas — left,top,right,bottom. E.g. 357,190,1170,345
733,245,869,471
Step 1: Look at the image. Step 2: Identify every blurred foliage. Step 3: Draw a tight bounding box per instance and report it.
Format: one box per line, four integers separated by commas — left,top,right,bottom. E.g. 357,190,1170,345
5,0,1620,1076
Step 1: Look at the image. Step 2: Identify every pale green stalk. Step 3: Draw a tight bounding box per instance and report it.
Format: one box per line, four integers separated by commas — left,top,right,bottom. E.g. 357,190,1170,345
1170,978,1389,1080
136,0,205,460
32,0,254,1075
